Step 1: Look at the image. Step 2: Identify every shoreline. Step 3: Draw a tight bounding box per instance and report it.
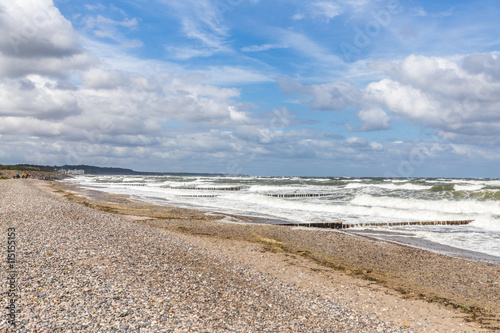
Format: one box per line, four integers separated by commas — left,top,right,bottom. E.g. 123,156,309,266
48,179,500,331
54,176,500,266
344,229,500,266
60,179,500,266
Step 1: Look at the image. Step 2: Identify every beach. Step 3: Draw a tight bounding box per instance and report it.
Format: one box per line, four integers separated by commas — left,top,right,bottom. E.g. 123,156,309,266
1,179,499,332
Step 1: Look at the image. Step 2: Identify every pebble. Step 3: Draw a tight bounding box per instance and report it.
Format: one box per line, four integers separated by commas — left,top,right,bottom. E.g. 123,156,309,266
0,180,437,331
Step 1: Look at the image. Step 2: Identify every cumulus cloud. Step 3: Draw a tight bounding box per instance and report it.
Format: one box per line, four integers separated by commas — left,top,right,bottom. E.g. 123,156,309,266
0,0,80,57
306,82,361,110
462,53,500,80
344,136,368,147
281,53,500,143
356,108,391,131
366,54,500,142
344,136,382,150
0,75,81,120
0,0,274,169
0,1,92,79
2,1,498,175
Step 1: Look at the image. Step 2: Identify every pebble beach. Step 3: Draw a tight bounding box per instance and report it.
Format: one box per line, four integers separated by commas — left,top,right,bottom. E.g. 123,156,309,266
1,179,499,332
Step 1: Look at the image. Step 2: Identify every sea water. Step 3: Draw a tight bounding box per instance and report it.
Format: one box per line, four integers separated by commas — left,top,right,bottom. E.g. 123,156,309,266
66,176,500,259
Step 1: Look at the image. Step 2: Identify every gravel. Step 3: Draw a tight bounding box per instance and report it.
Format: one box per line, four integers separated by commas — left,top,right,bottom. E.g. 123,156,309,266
0,180,411,332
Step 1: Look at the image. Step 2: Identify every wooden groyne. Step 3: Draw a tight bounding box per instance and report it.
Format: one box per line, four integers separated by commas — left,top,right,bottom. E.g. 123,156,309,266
175,186,243,191
280,220,473,229
177,195,219,198
265,193,335,198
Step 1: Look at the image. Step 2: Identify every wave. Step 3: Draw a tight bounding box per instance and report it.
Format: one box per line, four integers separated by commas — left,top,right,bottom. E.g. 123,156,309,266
67,175,500,257
429,184,455,192
345,182,431,191
350,193,500,215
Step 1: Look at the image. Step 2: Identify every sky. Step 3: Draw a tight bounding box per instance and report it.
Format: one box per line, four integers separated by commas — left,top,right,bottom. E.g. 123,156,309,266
1,0,500,177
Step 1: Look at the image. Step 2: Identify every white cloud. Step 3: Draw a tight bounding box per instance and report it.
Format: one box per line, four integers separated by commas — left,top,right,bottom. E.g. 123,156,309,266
310,2,343,22
0,116,66,136
0,75,81,120
203,66,274,85
0,0,91,78
292,1,343,23
80,36,272,86
344,136,383,150
450,144,500,160
0,0,80,57
0,0,275,169
365,79,442,124
357,108,391,131
369,142,383,150
345,136,368,147
366,54,500,141
84,4,106,11
436,7,454,17
160,0,231,58
83,15,138,30
462,53,500,80
342,0,371,9
166,45,229,60
1,1,499,175
241,44,288,52
410,6,454,18
81,68,129,89
80,11,143,48
307,82,361,110
292,13,305,21
0,52,92,78
278,77,360,111
280,29,345,66
283,53,500,144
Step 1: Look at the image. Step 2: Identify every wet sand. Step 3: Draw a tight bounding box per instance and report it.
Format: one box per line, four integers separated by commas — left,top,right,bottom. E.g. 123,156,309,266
345,229,500,266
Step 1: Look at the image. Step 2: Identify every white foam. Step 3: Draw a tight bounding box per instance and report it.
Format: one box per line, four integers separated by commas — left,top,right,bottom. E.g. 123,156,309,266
471,216,500,232
455,184,485,191
344,183,430,191
68,175,500,257
351,194,500,215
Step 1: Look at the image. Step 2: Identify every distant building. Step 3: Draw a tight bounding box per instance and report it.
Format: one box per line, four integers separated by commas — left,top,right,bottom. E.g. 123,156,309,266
65,169,85,175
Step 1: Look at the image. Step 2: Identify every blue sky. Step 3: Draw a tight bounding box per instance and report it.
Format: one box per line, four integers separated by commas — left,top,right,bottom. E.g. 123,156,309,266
1,0,500,177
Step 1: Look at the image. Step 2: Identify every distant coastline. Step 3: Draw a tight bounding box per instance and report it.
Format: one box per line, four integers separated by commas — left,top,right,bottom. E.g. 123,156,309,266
0,163,233,177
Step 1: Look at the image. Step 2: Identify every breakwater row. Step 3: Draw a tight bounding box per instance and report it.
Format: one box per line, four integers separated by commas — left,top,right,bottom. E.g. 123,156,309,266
280,220,474,229
173,186,244,191
265,193,336,198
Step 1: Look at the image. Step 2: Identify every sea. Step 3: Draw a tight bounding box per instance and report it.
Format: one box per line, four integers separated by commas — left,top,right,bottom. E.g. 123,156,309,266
66,175,500,262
